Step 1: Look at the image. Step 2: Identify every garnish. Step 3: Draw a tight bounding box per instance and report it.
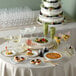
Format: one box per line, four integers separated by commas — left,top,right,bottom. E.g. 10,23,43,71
5,46,13,55
5,46,8,52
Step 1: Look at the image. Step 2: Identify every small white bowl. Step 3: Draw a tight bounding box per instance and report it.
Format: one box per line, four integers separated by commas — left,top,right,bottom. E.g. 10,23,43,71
44,51,62,61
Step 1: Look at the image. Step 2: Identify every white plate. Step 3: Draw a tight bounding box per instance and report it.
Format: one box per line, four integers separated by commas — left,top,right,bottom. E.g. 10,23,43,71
25,51,38,57
1,50,16,57
32,37,51,46
10,57,28,64
44,51,62,61
27,57,55,67
28,57,45,67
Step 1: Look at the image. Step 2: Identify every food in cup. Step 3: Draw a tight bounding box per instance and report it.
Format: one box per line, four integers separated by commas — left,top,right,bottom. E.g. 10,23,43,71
54,36,61,44
34,38,48,43
26,49,34,56
50,27,56,39
43,23,48,37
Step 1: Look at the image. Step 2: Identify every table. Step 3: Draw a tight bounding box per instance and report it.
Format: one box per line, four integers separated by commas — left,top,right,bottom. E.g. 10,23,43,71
0,22,76,76
0,37,75,76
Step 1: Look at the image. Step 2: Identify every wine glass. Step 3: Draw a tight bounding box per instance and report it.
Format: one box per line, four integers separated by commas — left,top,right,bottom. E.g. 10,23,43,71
24,28,31,38
30,26,36,38
12,34,21,43
20,28,29,38
4,35,12,40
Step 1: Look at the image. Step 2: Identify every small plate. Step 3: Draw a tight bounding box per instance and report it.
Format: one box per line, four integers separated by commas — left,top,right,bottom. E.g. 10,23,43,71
44,51,62,61
25,51,38,57
27,57,55,67
28,57,45,67
10,56,28,64
1,50,16,57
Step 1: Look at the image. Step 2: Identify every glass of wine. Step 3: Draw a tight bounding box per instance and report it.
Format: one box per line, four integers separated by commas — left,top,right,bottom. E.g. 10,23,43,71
30,26,36,38
12,34,21,43
4,32,13,45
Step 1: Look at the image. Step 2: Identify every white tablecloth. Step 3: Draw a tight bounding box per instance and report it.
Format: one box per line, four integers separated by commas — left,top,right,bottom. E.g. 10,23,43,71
0,22,76,76
0,51,76,76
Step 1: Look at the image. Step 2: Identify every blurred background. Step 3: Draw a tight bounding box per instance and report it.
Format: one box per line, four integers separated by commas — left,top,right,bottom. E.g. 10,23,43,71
0,0,76,20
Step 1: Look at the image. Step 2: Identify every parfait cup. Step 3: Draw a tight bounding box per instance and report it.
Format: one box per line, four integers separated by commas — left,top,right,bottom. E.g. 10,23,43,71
43,23,48,38
43,23,49,49
50,27,57,49
50,27,56,42
61,34,70,49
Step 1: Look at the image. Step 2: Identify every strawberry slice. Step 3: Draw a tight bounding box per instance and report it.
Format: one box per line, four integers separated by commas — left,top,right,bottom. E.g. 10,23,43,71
5,46,8,52
27,49,32,52
27,49,30,50
42,38,46,41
